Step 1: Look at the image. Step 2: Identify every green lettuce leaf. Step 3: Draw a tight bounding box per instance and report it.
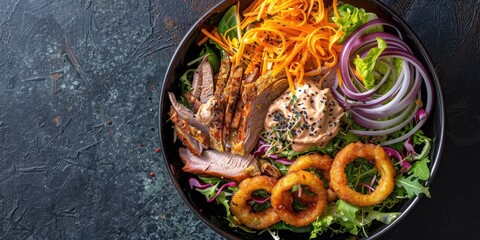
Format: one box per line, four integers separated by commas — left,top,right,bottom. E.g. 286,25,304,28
218,5,239,40
353,37,387,89
332,4,382,44
310,214,334,239
363,211,400,225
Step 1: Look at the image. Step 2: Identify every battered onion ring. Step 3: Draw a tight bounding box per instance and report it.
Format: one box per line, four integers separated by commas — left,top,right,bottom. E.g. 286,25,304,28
288,153,333,203
271,171,328,227
230,176,280,229
330,142,396,207
288,153,333,181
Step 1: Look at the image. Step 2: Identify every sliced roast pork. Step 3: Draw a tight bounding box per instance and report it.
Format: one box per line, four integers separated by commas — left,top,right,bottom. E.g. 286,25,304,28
174,126,203,156
208,53,231,152
179,147,261,182
170,107,208,155
168,92,209,135
231,77,289,155
222,66,244,149
230,67,259,130
199,56,214,104
184,91,201,113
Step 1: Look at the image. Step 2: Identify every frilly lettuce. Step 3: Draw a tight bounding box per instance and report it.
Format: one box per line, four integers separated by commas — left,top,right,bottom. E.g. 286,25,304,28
353,37,387,89
310,200,400,238
332,4,383,44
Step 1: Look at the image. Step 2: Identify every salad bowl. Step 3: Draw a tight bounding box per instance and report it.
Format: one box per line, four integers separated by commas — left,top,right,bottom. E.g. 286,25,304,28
158,0,444,239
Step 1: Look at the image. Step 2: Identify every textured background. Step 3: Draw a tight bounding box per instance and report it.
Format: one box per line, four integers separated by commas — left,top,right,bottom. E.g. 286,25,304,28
0,0,478,239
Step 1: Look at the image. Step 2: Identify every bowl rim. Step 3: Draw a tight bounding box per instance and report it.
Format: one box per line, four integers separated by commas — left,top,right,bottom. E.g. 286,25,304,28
158,0,445,239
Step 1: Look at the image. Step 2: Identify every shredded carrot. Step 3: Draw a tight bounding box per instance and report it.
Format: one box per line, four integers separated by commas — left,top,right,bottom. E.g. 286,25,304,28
197,35,209,46
333,0,340,19
415,99,423,107
352,68,364,82
336,67,343,88
201,0,344,93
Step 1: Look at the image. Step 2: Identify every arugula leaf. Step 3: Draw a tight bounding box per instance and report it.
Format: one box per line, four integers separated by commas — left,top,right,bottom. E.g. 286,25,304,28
413,130,432,160
409,158,431,181
216,192,231,216
395,175,431,198
332,4,382,44
353,37,387,89
179,69,194,93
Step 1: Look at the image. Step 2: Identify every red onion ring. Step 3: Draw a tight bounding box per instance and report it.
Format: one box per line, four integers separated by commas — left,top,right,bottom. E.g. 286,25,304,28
332,19,434,146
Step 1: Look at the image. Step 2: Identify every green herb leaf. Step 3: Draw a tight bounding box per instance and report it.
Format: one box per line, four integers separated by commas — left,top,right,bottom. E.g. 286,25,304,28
395,174,431,198
410,158,430,181
199,175,224,185
179,69,195,93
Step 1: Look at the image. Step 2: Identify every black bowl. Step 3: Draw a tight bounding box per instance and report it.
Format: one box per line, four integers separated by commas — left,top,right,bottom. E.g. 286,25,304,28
158,0,445,239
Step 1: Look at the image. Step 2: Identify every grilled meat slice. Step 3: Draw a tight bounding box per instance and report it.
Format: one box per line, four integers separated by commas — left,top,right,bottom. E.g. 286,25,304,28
208,53,231,152
184,91,201,113
179,148,261,182
174,126,203,156
229,81,256,150
168,92,209,135
231,68,259,130
170,106,209,148
214,52,231,96
199,56,214,104
191,63,202,99
231,78,289,155
222,66,244,149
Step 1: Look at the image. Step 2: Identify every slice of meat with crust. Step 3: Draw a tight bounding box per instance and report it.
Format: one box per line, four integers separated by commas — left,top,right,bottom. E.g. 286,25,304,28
170,106,209,149
184,91,201,113
208,53,231,152
191,63,202,99
222,66,243,149
179,148,261,182
174,126,203,156
168,91,209,135
199,56,214,104
230,67,259,130
231,77,289,155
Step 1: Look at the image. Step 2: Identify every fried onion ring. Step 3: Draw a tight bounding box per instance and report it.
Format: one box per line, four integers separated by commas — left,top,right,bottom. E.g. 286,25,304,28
288,153,333,203
288,153,333,181
230,176,280,229
330,142,395,207
271,171,328,227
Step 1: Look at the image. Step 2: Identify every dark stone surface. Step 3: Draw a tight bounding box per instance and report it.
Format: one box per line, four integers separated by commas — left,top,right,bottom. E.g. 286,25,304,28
0,0,478,239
